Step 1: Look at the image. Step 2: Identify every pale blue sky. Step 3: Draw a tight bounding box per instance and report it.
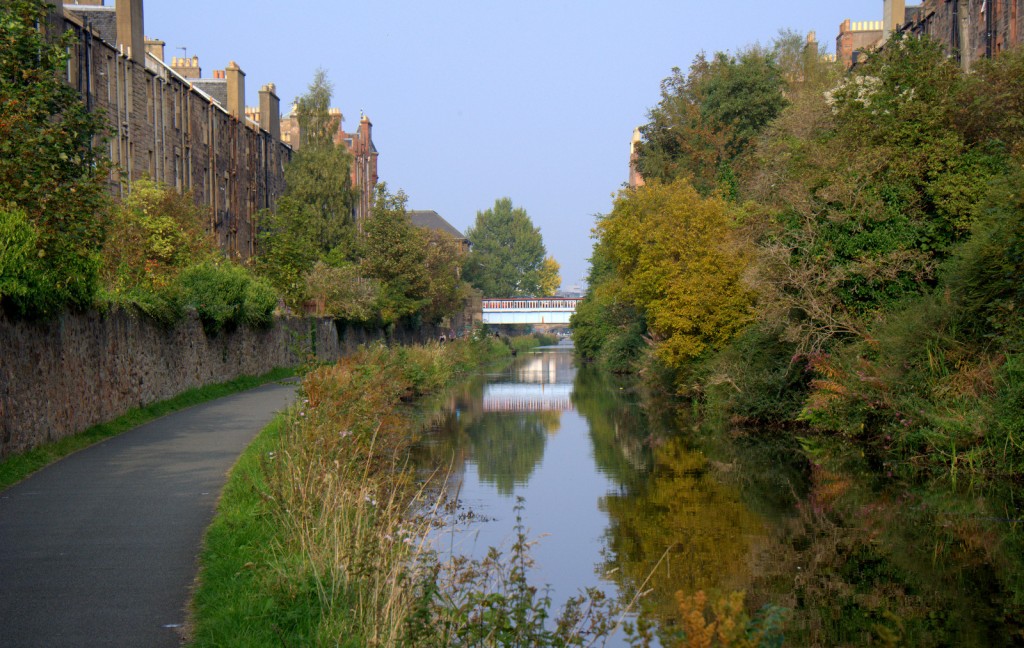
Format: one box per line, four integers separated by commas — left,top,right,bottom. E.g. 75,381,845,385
145,0,883,289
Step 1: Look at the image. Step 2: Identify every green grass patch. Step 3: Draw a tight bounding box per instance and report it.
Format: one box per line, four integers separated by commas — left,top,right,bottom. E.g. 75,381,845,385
0,366,297,493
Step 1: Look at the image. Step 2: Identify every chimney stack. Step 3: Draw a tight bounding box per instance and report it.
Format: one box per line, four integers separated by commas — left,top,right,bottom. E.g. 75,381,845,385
226,61,246,120
883,0,907,41
145,37,165,62
116,0,144,64
171,55,201,79
806,31,819,58
259,83,281,141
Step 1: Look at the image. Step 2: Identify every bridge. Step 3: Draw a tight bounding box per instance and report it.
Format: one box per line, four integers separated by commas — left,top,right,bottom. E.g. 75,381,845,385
481,297,582,325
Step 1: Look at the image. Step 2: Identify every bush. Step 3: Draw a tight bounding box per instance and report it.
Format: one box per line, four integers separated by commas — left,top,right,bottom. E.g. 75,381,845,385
177,262,277,335
0,205,40,305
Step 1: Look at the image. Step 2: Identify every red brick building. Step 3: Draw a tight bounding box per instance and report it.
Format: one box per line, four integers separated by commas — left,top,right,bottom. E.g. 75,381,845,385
56,0,290,261
837,0,1024,69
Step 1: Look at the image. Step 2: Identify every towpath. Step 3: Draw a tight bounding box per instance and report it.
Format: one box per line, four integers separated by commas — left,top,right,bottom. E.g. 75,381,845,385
0,380,297,647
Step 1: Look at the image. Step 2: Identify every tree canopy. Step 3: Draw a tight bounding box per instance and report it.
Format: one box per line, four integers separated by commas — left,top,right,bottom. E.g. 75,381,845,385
0,0,109,317
462,198,552,297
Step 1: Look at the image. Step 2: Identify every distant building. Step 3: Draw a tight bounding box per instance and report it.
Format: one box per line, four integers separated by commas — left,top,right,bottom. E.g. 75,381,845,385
837,0,1023,70
279,109,379,225
408,211,470,255
628,127,645,189
57,0,290,261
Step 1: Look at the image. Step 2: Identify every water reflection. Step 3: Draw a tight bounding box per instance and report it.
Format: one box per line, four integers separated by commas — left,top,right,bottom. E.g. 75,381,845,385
415,349,1024,646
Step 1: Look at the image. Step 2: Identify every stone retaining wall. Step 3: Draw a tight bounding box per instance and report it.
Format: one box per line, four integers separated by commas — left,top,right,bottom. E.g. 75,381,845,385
0,310,341,457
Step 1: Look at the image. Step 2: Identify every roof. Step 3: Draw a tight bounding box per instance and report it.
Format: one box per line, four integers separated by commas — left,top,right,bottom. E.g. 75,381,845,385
408,211,466,240
63,5,117,45
191,79,228,107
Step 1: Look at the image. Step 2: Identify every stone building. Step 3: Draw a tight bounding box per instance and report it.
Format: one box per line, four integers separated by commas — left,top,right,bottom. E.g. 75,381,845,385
838,0,1024,69
279,109,379,225
55,0,290,261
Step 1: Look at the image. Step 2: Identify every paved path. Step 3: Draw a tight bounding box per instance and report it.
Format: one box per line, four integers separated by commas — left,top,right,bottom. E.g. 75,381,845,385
0,380,297,647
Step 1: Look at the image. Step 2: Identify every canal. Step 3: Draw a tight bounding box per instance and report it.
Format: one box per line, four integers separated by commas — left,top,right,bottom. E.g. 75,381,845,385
415,345,1024,646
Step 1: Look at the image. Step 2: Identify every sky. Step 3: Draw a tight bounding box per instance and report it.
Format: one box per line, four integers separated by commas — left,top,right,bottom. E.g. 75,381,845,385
144,0,884,290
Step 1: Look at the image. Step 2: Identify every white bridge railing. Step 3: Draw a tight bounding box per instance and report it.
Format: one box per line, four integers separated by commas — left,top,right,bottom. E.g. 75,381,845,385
481,297,582,325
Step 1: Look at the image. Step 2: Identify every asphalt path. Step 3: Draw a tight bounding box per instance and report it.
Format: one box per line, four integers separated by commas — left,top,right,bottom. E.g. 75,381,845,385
0,380,297,647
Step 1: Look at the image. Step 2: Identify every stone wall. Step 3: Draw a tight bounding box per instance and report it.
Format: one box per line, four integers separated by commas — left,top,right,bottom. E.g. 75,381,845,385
0,310,339,457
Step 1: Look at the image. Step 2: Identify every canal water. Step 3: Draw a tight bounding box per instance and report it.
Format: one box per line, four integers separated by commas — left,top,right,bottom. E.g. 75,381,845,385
415,345,1024,646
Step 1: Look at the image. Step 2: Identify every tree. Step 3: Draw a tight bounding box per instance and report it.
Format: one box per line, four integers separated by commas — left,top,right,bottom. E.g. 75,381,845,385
635,44,788,197
256,70,356,306
537,256,561,297
462,198,547,297
597,180,753,369
360,185,430,324
0,0,109,317
286,69,357,255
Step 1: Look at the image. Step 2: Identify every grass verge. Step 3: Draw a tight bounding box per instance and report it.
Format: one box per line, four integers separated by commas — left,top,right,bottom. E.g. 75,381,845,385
0,366,296,492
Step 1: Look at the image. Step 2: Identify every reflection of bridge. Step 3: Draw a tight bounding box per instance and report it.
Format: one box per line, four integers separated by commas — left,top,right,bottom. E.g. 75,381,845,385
482,383,574,412
481,298,581,325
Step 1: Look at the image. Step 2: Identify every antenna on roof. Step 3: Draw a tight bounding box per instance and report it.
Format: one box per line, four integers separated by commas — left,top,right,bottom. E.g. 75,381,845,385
177,46,188,60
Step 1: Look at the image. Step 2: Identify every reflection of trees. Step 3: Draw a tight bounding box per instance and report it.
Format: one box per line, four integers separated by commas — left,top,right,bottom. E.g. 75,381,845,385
413,372,556,497
600,439,763,635
466,413,549,495
572,366,654,487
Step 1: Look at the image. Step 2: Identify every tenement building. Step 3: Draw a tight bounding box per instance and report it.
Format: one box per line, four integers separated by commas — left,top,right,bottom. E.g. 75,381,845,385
55,0,291,261
838,0,1023,69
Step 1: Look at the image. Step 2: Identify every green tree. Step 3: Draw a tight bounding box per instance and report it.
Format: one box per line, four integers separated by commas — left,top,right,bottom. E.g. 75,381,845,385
635,44,787,196
255,70,356,306
462,198,547,297
286,69,357,255
360,185,430,324
0,0,109,317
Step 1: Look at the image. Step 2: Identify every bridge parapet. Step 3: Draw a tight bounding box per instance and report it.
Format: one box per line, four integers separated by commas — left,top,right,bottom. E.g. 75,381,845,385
481,297,582,325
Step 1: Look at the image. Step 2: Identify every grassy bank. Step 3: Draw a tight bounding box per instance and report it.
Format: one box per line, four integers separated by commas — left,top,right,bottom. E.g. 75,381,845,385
0,366,296,492
191,333,618,646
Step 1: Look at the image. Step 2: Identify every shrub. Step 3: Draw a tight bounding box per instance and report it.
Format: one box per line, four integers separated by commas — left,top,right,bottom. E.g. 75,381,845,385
0,205,40,305
177,262,276,335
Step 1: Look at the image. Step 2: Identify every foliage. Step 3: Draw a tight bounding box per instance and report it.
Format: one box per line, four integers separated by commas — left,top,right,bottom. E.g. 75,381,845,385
634,42,789,194
463,198,549,297
0,0,109,318
176,262,276,334
537,256,562,297
255,70,356,307
0,205,40,304
597,180,753,370
418,227,469,325
571,232,647,372
101,179,215,295
360,185,431,324
255,196,321,309
305,260,378,322
289,69,357,253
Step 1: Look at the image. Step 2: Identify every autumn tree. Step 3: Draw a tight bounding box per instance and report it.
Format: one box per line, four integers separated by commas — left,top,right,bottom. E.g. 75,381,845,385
462,198,548,297
600,180,753,368
0,0,109,317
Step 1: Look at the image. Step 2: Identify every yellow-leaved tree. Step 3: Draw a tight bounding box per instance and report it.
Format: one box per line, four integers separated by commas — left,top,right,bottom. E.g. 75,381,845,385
599,179,753,369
